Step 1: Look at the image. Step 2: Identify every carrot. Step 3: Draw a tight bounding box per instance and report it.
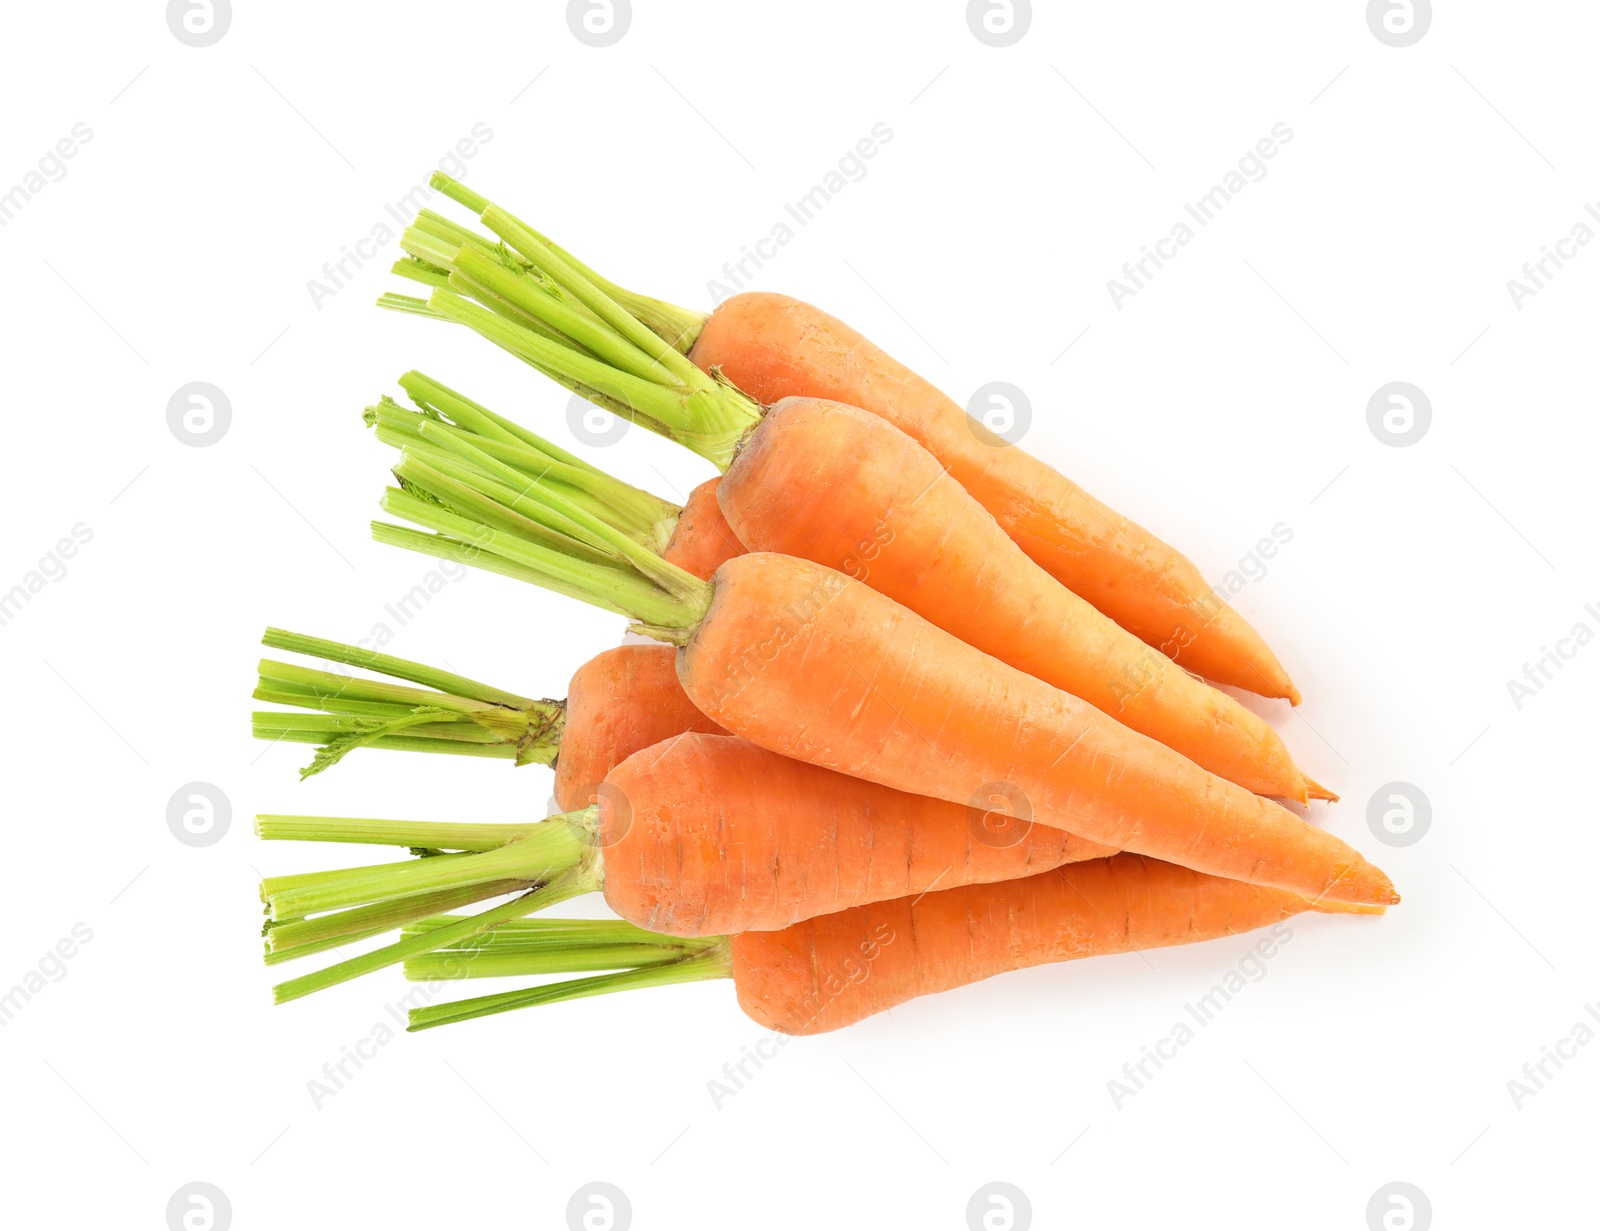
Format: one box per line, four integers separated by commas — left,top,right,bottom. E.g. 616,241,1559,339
661,477,745,581
553,639,727,809
372,253,1323,800
250,629,722,800
385,177,1298,703
692,293,1300,702
597,732,1109,934
402,855,1383,1035
719,398,1328,800
252,632,1110,1002
260,728,1108,979
368,451,1396,905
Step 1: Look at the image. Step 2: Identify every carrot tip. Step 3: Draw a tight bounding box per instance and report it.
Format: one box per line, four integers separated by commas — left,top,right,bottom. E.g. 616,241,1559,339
1314,900,1390,916
1305,777,1340,803
1285,686,1303,706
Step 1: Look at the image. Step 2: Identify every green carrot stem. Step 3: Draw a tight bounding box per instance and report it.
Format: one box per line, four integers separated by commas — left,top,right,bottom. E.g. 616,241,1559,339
402,916,720,978
393,257,452,289
409,207,508,259
392,371,682,546
273,881,588,1005
368,384,681,550
256,658,497,720
377,291,439,318
261,816,593,920
427,173,710,352
252,710,517,748
479,205,710,388
264,881,527,964
375,475,710,632
251,688,514,742
255,814,538,850
404,916,686,946
261,628,537,708
408,430,701,601
373,400,679,553
422,270,756,468
427,288,694,431
406,947,732,1030
403,945,697,980
379,289,677,443
452,244,679,389
390,189,758,467
446,268,593,351
251,719,522,761
370,519,608,600
367,380,710,629
252,632,564,774
393,451,620,566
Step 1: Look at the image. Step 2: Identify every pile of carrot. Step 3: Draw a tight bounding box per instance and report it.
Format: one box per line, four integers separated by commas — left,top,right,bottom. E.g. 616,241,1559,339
251,175,1395,1036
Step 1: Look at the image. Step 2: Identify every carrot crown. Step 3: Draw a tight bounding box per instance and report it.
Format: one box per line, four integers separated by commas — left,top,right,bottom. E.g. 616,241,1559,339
255,810,728,1021
365,380,714,642
256,811,602,1003
252,627,567,777
377,176,756,470
402,919,731,1032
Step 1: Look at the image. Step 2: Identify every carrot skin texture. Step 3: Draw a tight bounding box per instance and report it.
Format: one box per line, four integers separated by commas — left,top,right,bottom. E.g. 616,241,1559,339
731,854,1368,1034
661,478,746,581
553,645,727,812
678,553,1396,905
720,398,1312,800
599,733,1114,936
691,293,1299,703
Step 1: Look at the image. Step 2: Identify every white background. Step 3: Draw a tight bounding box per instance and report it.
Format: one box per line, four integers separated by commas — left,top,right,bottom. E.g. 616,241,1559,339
1,2,1594,1228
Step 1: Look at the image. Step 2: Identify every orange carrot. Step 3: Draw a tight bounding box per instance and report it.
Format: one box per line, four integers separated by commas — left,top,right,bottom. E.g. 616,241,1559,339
719,397,1325,800
729,855,1379,1034
372,274,1321,798
661,477,746,581
369,447,1396,906
598,732,1109,934
257,731,1112,1000
403,855,1383,1035
250,631,722,799
677,554,1391,904
553,642,726,811
387,179,1298,702
692,293,1300,702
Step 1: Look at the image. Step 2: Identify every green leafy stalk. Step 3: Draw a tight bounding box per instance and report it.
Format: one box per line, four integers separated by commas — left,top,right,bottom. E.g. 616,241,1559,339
263,880,528,964
427,173,710,353
380,180,757,468
368,383,714,639
406,946,732,1031
272,881,590,1005
256,814,538,850
252,628,565,775
402,916,721,979
259,810,609,1003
